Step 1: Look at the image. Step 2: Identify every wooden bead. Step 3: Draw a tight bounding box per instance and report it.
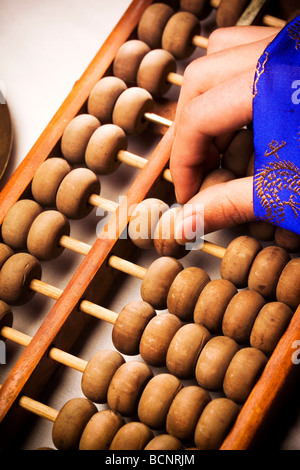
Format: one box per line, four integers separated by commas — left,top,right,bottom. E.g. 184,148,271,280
167,267,211,321
222,130,254,178
31,158,71,207
61,114,101,164
112,87,154,135
52,397,97,450
250,302,293,356
223,347,268,404
110,422,154,450
107,361,153,417
216,0,251,27
138,373,182,429
0,300,13,333
85,124,127,175
144,434,184,450
275,227,300,253
180,0,212,19
162,11,200,60
220,235,262,288
0,253,42,305
199,168,235,191
166,323,211,379
27,210,70,261
81,349,125,403
248,246,290,299
166,386,210,441
1,200,42,250
140,313,182,367
112,301,156,355
128,198,169,249
276,258,300,310
87,76,127,123
194,279,238,333
222,290,266,344
141,256,183,310
194,398,240,450
154,207,188,259
137,49,176,97
137,3,174,49
113,40,151,85
195,336,239,391
79,410,125,450
56,168,100,219
248,220,275,242
0,243,14,269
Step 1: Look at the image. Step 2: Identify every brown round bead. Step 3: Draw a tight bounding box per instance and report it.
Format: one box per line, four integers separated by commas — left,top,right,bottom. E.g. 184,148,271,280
0,243,14,270
276,258,300,310
113,40,151,85
137,3,175,49
166,386,210,441
222,129,254,178
27,210,70,261
128,198,169,250
199,168,235,191
1,200,42,250
248,246,290,299
141,256,183,310
167,267,211,321
87,76,127,124
61,114,101,164
31,158,71,207
112,87,154,136
162,11,200,60
216,0,250,27
81,349,125,403
139,313,182,367
154,207,188,259
250,302,293,356
275,227,300,253
248,220,275,242
0,253,42,305
166,323,211,379
56,168,100,219
0,300,13,337
85,123,127,175
194,279,238,333
52,397,97,450
222,290,266,344
112,300,156,355
138,373,182,429
195,336,239,391
223,347,268,404
137,49,176,97
180,0,212,19
144,434,184,450
79,410,125,450
194,398,240,450
220,235,262,288
110,422,154,450
107,361,153,417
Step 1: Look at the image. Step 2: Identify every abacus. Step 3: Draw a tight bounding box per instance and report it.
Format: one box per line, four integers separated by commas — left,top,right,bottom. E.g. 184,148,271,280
0,0,300,451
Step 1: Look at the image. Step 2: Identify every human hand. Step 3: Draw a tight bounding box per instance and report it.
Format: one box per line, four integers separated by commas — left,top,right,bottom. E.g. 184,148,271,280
170,26,279,241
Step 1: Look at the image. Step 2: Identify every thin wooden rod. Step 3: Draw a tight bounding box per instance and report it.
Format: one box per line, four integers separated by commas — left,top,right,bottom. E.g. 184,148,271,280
116,149,172,182
1,326,87,373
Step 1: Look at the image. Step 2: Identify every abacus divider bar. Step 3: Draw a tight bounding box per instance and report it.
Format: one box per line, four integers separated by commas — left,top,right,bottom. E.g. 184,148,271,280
0,384,58,423
1,326,87,373
29,279,118,324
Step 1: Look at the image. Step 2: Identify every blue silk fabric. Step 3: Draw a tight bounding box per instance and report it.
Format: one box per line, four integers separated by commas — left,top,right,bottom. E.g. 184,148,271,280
253,16,300,235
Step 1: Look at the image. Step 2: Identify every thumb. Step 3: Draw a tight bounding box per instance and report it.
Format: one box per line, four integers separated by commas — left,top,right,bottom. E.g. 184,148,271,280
175,176,255,242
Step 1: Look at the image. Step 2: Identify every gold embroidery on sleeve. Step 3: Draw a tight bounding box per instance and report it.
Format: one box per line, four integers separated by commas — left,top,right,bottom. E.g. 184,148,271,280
287,20,300,50
253,52,269,99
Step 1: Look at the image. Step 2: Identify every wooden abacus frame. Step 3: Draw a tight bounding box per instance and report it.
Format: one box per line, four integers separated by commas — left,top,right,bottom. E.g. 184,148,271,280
0,0,299,450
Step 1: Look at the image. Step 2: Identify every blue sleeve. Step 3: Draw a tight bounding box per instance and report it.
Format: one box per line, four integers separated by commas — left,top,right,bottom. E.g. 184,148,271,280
253,16,300,235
